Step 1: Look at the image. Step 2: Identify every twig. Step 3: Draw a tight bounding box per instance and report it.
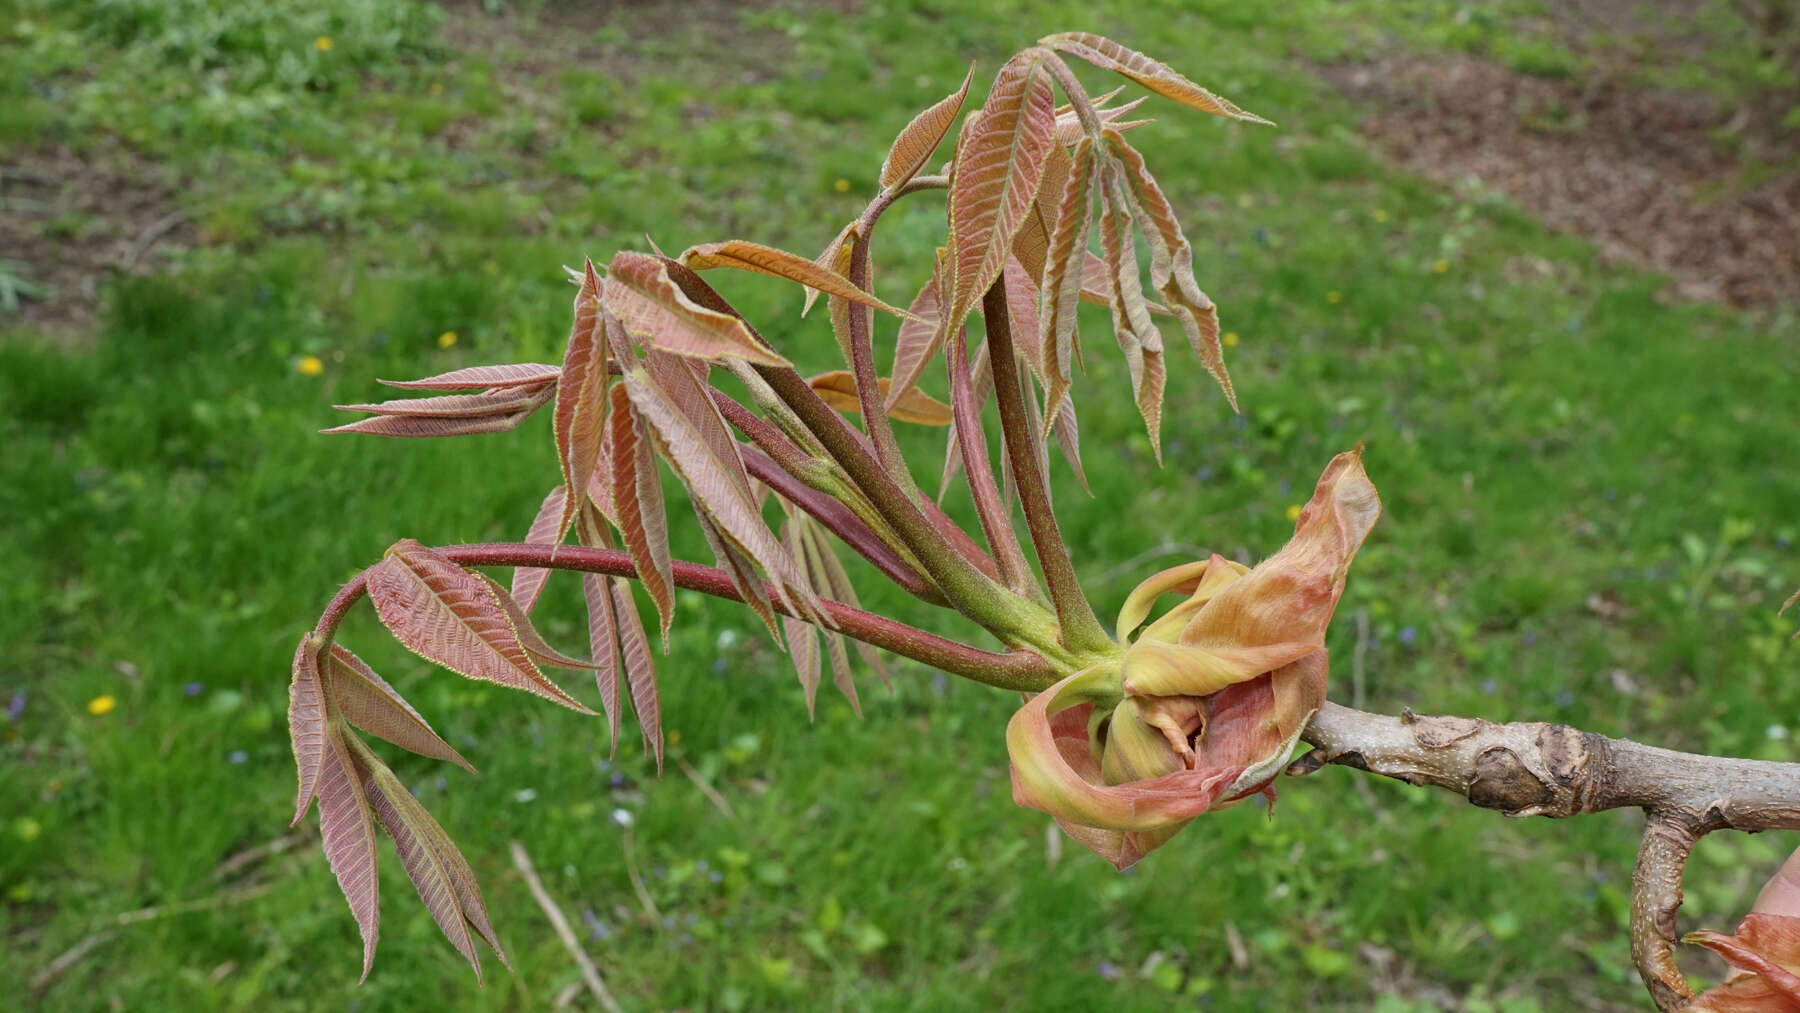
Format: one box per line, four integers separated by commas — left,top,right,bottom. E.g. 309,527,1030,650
508,839,624,1013
673,754,736,822
1292,701,1800,1009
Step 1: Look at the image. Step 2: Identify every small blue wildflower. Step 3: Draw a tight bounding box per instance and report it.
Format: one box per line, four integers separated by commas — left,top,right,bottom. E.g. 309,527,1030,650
1397,625,1417,646
5,691,24,724
709,870,723,884
228,749,249,765
183,682,205,697
1097,960,1120,981
582,908,612,940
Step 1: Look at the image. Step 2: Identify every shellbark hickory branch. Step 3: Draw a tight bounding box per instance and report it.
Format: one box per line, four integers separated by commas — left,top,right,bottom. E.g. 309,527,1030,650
1292,701,1800,1011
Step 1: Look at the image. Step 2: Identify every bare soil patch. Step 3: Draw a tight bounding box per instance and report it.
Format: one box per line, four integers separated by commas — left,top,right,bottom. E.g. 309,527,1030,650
1321,55,1799,307
1,146,195,342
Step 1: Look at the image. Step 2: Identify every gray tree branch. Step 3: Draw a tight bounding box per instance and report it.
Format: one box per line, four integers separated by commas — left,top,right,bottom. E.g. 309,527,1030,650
1290,701,1800,1010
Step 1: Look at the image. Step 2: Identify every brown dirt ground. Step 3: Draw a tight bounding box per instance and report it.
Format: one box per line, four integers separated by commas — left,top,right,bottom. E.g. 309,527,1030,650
1320,54,1800,307
1,146,196,339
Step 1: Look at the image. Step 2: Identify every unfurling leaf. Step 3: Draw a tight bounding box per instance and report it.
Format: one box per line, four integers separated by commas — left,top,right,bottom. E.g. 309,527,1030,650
289,632,328,826
606,384,675,644
316,723,380,980
510,486,566,615
678,240,916,321
603,251,788,366
554,263,612,537
809,371,953,426
348,735,509,982
889,250,947,406
611,578,662,770
624,365,825,626
378,363,562,391
334,390,551,418
327,644,476,774
880,62,975,192
801,220,861,319
1107,131,1236,410
1038,136,1095,421
1040,32,1275,125
1096,156,1166,460
366,539,594,713
947,50,1058,328
473,571,602,671
1008,452,1381,869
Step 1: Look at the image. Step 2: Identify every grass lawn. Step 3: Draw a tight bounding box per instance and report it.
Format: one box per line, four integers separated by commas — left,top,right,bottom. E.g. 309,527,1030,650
3,1,1796,1010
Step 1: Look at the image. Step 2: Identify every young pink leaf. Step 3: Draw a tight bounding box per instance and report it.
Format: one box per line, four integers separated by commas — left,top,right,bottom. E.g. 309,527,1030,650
623,365,824,625
1050,396,1090,494
554,263,612,538
345,737,484,981
880,62,975,192
378,363,561,391
808,371,953,426
319,404,544,439
511,486,566,615
473,571,601,671
1040,33,1275,125
795,516,889,685
581,571,624,757
1001,257,1046,384
609,579,662,771
947,50,1057,332
606,384,675,645
1107,130,1236,409
366,540,594,713
327,644,476,774
1097,157,1166,460
889,250,946,405
696,510,782,640
782,614,822,719
289,632,328,826
1038,136,1095,421
679,240,916,321
603,251,788,366
822,623,861,719
316,725,380,980
644,350,752,501
800,220,861,319
334,389,550,418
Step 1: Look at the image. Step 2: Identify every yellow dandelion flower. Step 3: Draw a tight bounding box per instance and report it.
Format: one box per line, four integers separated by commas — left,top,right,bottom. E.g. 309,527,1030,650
1223,331,1240,348
297,355,324,376
437,331,458,349
1285,503,1303,522
1371,208,1389,222
833,178,851,193
669,729,682,747
1432,258,1450,275
1326,290,1342,304
87,695,116,717
314,36,334,52
429,82,444,97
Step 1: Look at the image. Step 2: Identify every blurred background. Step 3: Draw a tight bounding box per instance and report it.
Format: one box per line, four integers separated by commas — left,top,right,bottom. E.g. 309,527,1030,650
3,1,1797,1009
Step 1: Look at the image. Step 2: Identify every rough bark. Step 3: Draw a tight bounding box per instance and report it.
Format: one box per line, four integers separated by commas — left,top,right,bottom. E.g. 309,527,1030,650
1292,701,1800,1010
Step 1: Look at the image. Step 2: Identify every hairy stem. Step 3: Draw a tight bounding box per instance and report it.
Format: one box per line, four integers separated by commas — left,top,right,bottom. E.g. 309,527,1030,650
1293,701,1800,1009
981,281,1112,655
318,543,1059,692
753,362,1068,659
947,328,1037,595
709,389,941,603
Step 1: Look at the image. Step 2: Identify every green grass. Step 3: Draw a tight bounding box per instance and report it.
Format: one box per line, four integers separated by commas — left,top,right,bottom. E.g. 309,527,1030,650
4,1,1798,1010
